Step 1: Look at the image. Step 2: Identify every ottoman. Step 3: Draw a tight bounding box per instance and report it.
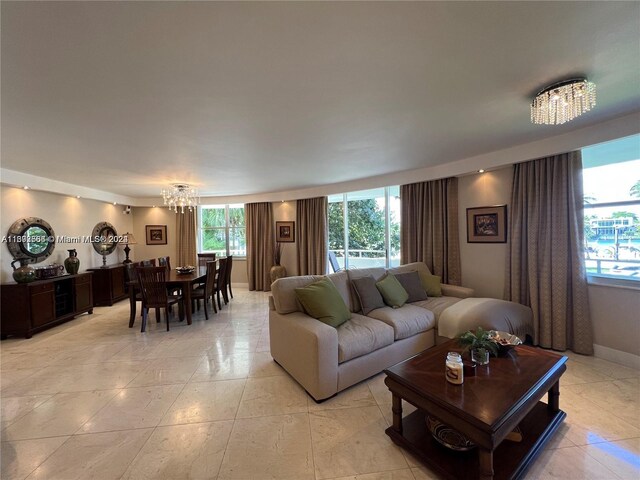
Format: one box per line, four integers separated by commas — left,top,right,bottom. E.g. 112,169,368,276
437,297,533,341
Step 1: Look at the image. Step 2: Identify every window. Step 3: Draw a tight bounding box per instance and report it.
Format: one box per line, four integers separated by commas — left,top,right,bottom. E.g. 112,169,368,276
328,186,400,270
582,134,640,283
198,204,246,257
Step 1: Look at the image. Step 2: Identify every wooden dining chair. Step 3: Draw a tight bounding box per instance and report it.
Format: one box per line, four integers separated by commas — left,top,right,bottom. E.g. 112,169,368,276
214,257,228,311
125,263,144,328
136,266,184,332
222,255,233,304
157,256,171,270
191,261,218,319
141,259,156,267
197,253,216,270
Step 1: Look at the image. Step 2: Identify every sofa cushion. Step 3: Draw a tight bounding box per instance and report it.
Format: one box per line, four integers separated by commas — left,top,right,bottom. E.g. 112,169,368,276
351,276,385,315
367,304,435,340
337,314,394,363
388,262,432,276
326,270,354,312
411,296,462,324
295,278,351,328
394,271,428,303
419,271,442,297
272,275,323,314
376,274,409,308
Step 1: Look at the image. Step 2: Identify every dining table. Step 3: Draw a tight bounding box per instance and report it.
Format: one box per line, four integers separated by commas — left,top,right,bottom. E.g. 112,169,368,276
128,266,208,328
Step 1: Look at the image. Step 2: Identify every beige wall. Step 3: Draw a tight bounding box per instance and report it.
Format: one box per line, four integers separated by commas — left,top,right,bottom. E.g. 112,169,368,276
458,167,512,298
1,186,133,283
273,201,298,277
130,207,177,264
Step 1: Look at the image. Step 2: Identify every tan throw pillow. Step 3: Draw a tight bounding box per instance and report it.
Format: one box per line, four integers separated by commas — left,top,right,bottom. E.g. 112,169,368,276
351,276,386,315
295,277,351,328
394,271,428,302
418,271,442,297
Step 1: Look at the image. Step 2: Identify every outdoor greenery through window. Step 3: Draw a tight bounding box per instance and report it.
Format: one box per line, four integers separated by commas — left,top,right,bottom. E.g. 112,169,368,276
582,134,640,281
328,186,400,270
198,204,246,257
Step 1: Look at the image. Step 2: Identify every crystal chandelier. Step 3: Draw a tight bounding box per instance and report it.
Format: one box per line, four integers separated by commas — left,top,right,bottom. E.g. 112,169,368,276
531,78,596,125
161,184,199,213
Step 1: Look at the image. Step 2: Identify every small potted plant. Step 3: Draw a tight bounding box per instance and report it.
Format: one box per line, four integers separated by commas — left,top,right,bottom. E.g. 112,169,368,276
457,327,498,365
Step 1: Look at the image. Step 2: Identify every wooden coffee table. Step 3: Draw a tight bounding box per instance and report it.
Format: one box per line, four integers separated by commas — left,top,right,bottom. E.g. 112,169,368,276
384,340,567,480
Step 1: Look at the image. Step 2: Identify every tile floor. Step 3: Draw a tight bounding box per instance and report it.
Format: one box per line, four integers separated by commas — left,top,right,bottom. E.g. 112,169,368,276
1,288,639,479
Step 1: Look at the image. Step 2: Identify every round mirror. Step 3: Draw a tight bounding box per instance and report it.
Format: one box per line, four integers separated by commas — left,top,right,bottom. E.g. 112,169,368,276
6,217,56,264
91,222,119,255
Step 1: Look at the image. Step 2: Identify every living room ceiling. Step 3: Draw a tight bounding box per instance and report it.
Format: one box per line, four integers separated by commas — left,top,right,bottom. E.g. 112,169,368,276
2,2,639,199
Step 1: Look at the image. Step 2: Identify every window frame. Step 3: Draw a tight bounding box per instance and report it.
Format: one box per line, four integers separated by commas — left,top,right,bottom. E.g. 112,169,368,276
197,204,246,258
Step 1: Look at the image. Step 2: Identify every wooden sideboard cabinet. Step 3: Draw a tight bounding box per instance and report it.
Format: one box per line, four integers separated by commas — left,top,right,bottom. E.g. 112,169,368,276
87,265,127,306
1,272,93,339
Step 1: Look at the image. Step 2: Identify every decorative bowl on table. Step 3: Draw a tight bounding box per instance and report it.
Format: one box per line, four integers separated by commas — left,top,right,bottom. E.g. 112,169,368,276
489,330,522,356
425,416,476,451
175,266,195,274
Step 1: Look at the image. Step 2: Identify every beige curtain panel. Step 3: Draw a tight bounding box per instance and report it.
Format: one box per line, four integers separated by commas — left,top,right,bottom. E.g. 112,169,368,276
400,178,461,285
176,210,197,268
505,151,593,354
296,197,328,276
245,202,274,291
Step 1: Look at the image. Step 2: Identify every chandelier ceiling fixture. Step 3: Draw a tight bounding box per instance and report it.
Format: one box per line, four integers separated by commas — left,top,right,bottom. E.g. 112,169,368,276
531,78,596,125
162,183,199,213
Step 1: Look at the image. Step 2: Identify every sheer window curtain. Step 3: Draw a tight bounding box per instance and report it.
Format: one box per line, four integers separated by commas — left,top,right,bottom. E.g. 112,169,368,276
505,151,593,354
400,178,461,285
176,210,197,268
245,202,274,291
296,197,328,275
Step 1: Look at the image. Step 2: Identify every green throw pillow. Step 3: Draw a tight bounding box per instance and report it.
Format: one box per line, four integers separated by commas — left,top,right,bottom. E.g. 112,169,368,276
419,271,442,297
375,274,409,308
295,277,351,328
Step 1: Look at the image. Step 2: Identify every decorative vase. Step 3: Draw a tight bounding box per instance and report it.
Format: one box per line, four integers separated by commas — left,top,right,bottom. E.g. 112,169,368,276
471,348,490,365
64,249,80,274
11,258,36,283
270,264,287,284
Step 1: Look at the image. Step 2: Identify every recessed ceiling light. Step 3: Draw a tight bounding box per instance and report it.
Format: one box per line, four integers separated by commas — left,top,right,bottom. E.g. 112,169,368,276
23,186,29,190
478,169,485,173
113,202,117,205
76,195,81,199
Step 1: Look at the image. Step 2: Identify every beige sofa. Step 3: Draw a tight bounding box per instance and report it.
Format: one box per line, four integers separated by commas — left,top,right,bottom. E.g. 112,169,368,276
268,262,477,401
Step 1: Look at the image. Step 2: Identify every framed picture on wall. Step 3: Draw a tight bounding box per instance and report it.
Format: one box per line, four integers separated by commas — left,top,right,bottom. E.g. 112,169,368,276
466,205,507,243
145,225,167,245
276,221,295,242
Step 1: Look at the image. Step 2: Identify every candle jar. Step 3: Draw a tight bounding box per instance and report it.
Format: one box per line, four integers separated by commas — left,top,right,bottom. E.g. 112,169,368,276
446,352,464,385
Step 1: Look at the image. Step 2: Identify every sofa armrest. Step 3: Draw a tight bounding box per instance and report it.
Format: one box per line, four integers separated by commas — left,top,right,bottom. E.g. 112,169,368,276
441,284,475,298
269,311,339,401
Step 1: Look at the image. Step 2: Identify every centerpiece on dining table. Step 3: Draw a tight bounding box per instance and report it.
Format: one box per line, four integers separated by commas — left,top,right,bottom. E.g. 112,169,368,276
175,265,195,274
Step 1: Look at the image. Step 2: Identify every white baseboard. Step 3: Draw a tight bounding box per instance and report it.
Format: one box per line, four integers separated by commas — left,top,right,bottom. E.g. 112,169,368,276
593,344,640,370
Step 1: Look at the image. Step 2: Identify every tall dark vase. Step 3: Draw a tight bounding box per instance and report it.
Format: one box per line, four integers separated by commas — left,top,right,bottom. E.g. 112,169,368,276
64,249,80,275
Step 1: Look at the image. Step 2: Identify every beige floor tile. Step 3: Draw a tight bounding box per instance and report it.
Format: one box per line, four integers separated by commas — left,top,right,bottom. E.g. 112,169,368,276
190,353,253,382
122,420,233,479
126,356,202,387
236,375,309,418
79,384,184,433
562,360,613,386
0,369,40,394
523,445,622,479
206,335,261,356
367,373,392,406
2,390,120,441
217,413,315,480
248,351,286,378
25,428,152,480
565,352,640,380
582,437,640,480
149,338,215,358
1,394,53,431
47,342,129,366
566,378,640,429
327,469,417,480
310,406,408,479
1,436,69,480
411,465,440,479
159,379,245,425
309,382,378,411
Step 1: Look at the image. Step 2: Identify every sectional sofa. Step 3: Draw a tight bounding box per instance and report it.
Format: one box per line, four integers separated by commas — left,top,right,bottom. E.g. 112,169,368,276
268,261,532,401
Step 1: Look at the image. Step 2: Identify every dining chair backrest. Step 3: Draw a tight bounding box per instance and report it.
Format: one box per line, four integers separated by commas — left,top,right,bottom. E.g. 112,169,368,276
158,256,171,270
136,266,169,308
216,257,228,290
141,259,157,267
204,261,217,297
124,263,138,284
224,255,233,285
198,253,216,269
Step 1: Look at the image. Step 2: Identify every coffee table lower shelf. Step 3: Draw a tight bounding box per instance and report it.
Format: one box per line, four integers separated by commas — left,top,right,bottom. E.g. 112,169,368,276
385,402,566,480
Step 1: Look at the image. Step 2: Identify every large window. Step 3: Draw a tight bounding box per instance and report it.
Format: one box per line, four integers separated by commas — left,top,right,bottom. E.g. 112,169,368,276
328,186,400,270
198,204,246,257
582,135,640,282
